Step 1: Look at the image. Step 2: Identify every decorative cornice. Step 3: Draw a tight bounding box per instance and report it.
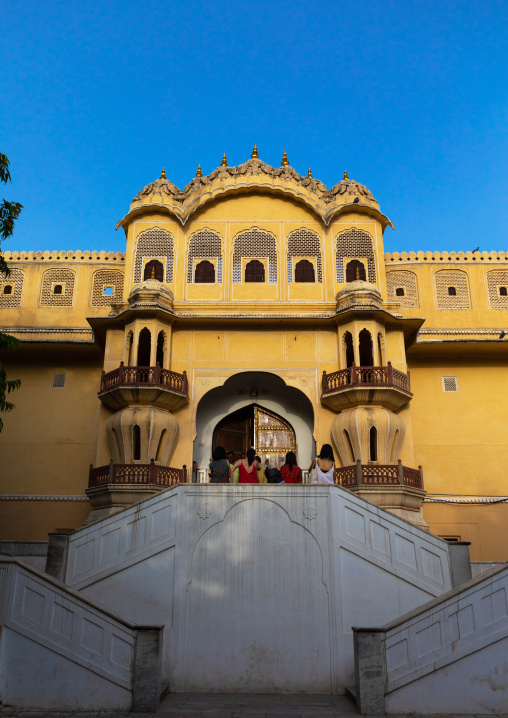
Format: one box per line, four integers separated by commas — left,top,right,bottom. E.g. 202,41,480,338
0,494,89,502
424,496,508,504
3,251,125,262
386,250,508,263
0,327,93,334
417,328,507,342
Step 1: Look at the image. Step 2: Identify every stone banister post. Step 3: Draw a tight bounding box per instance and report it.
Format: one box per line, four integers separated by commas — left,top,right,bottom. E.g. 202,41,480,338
397,458,404,485
356,458,362,485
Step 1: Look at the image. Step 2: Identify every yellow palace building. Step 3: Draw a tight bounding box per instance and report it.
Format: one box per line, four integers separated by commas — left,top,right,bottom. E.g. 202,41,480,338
1,148,507,561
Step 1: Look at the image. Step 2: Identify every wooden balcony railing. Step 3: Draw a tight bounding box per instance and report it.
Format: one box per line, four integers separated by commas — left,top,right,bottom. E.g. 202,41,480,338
100,363,188,394
335,460,423,490
322,362,411,395
89,459,187,488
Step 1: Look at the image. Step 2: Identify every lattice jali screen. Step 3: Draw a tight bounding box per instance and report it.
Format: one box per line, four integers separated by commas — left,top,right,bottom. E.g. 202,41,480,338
0,268,24,307
486,270,508,309
232,228,277,283
187,229,223,283
386,270,419,308
287,228,322,283
91,270,125,306
336,228,376,283
40,269,76,306
435,270,471,309
133,228,174,283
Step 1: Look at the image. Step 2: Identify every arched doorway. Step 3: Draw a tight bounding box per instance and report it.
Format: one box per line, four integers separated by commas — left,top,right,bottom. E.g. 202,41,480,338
213,404,297,467
194,372,314,472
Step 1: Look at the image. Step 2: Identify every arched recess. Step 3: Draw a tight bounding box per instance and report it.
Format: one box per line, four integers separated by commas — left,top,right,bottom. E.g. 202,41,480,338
194,372,314,471
343,331,355,368
287,227,322,283
156,330,165,367
369,426,378,462
133,227,174,283
195,260,215,283
155,429,167,462
345,260,366,282
232,227,277,283
335,227,376,283
187,228,222,283
132,425,141,461
343,430,355,463
144,259,164,282
358,329,373,366
137,327,151,366
245,259,265,282
294,259,315,283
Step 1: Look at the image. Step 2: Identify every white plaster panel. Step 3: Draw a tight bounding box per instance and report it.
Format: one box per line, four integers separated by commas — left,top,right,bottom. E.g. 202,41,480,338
0,563,136,691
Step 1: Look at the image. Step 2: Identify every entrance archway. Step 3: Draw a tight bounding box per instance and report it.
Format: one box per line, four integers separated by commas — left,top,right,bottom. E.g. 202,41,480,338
213,404,297,467
195,372,314,471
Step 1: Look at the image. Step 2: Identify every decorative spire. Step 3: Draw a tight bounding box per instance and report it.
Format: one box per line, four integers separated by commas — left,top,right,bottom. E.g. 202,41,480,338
151,266,155,280
356,265,360,280
343,169,349,180
281,151,289,167
160,167,166,179
196,164,202,177
307,167,312,178
251,144,259,159
221,153,228,167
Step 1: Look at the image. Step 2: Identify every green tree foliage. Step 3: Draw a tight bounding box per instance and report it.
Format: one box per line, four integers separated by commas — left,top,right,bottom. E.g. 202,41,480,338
0,153,23,431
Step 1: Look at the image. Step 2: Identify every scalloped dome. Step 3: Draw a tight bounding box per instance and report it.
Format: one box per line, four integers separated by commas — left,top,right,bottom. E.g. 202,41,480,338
336,280,381,298
128,279,174,307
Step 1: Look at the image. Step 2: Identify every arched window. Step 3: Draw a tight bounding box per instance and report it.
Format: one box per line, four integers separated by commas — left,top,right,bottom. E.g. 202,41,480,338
156,331,165,367
395,287,405,296
344,331,355,368
144,260,164,282
195,260,215,283
369,426,378,462
500,287,507,296
126,331,134,366
343,430,355,464
3,285,12,295
155,429,167,462
359,329,373,366
345,260,366,283
294,259,315,283
53,284,63,295
133,425,141,461
137,328,151,366
245,260,265,283
448,286,457,296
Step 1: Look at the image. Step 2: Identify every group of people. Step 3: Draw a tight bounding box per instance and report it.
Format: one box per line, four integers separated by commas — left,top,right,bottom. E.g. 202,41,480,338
207,444,336,485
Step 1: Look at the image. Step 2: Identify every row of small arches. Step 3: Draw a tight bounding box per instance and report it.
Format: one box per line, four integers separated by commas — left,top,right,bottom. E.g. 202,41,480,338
342,426,399,464
111,425,168,463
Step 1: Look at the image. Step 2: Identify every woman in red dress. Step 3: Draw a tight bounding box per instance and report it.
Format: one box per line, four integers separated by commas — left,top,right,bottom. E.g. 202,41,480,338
231,448,259,484
280,451,302,484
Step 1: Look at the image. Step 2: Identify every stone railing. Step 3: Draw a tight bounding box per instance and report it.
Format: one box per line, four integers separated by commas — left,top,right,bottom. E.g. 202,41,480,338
89,459,187,488
322,362,411,395
100,363,188,394
335,460,423,490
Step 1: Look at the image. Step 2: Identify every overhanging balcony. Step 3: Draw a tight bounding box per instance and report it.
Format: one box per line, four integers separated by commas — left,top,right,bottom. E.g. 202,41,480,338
98,363,189,411
321,362,412,411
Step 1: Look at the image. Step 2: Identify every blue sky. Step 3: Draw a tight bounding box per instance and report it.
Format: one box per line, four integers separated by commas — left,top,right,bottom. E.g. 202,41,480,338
2,0,507,253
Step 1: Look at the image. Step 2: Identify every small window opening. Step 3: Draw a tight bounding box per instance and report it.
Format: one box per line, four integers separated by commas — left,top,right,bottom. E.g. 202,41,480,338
343,429,355,464
395,287,405,296
155,429,167,462
195,260,215,283
245,259,265,283
344,331,355,368
3,285,13,295
51,372,67,388
345,260,366,283
442,376,459,392
369,426,378,462
137,327,151,366
156,331,165,367
295,259,315,283
144,259,164,282
499,287,507,296
358,328,373,366
448,286,457,296
53,284,63,295
103,286,114,296
133,425,141,461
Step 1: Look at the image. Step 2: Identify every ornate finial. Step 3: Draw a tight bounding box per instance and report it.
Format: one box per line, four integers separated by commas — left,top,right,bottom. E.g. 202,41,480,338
221,153,228,167
307,167,312,178
343,169,349,180
151,266,155,280
356,265,360,280
281,151,289,167
196,164,202,177
251,144,259,159
161,167,166,179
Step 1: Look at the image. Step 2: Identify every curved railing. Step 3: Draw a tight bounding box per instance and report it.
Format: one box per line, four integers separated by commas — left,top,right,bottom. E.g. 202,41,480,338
335,460,423,490
89,459,187,488
100,363,188,394
322,362,411,394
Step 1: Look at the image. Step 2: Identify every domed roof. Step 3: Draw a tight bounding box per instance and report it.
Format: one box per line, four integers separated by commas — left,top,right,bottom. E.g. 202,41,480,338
116,151,393,232
336,280,381,298
127,279,174,310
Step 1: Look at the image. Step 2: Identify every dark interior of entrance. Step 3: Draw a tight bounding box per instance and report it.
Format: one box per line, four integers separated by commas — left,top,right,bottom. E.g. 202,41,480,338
212,404,297,469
